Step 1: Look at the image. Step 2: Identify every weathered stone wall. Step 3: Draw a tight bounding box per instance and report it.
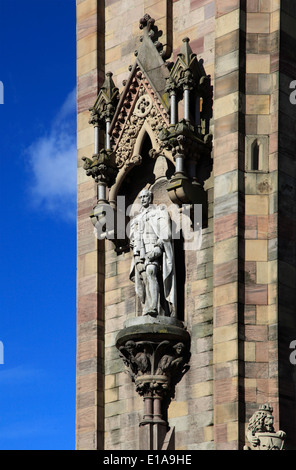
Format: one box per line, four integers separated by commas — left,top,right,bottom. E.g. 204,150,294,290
242,0,280,445
212,0,282,449
212,0,242,450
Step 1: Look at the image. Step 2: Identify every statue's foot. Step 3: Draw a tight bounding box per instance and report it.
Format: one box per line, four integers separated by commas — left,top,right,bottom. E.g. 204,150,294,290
143,309,158,317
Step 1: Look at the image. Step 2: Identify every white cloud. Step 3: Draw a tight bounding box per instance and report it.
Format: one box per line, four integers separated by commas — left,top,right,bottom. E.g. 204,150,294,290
26,89,77,222
0,364,45,384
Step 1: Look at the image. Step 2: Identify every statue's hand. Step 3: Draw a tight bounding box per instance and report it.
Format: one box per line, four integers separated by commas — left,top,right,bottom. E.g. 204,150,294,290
250,435,260,446
148,246,162,261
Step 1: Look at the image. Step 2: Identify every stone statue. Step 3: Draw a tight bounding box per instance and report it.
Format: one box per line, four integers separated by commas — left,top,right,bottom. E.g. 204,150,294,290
244,404,286,450
129,189,176,317
120,340,151,379
156,343,187,376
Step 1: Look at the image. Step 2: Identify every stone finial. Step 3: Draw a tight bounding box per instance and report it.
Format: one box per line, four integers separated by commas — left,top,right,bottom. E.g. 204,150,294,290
139,13,155,31
138,13,163,54
89,71,119,129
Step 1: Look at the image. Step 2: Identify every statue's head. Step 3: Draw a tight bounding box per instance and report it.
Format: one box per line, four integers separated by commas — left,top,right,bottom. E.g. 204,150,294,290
173,343,185,355
247,404,275,434
139,189,153,208
125,340,137,355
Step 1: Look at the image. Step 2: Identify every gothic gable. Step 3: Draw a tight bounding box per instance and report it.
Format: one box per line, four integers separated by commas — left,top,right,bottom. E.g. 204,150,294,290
110,65,170,170
108,13,173,171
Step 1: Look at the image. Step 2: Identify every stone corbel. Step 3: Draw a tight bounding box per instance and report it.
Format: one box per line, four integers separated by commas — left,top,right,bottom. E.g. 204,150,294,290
116,317,191,450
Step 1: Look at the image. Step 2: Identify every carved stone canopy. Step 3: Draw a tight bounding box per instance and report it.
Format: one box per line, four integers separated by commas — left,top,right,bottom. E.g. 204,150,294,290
110,74,170,171
83,13,213,220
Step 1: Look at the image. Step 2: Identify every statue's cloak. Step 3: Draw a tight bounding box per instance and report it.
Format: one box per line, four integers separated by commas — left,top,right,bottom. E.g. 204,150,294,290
129,205,176,314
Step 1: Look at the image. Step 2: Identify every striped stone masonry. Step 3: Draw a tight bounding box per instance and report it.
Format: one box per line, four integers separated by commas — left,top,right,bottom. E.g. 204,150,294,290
213,0,241,450
76,0,296,451
243,0,280,442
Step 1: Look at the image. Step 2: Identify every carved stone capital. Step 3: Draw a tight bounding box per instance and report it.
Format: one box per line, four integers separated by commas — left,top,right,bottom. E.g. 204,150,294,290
165,77,178,96
116,317,191,402
88,107,102,128
179,68,195,92
82,149,118,186
135,375,170,398
159,120,212,157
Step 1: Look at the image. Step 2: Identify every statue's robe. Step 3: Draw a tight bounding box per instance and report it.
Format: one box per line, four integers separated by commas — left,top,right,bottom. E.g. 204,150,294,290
129,204,176,316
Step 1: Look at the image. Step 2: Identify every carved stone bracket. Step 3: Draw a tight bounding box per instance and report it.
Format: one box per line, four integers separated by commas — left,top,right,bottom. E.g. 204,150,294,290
118,336,190,400
159,120,213,163
116,316,191,450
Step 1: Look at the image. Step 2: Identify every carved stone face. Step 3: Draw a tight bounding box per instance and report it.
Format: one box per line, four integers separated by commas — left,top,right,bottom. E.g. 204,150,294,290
139,190,152,208
125,341,136,355
263,413,274,432
174,343,185,355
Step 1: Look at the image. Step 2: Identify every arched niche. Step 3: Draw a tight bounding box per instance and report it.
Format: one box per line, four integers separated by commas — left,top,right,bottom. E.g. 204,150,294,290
245,135,269,173
110,126,186,321
109,120,175,209
117,132,175,212
251,139,260,171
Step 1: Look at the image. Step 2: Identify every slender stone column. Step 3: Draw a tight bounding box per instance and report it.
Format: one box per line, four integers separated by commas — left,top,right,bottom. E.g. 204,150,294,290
105,119,111,150
184,88,190,121
139,393,168,450
116,317,191,450
170,91,177,125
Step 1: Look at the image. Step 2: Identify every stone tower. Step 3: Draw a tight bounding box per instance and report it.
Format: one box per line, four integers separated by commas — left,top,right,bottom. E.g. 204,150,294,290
76,0,296,450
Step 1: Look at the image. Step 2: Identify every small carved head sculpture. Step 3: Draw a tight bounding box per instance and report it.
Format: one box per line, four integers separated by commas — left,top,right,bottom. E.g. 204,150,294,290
173,343,185,356
247,404,275,435
124,340,137,357
244,404,286,450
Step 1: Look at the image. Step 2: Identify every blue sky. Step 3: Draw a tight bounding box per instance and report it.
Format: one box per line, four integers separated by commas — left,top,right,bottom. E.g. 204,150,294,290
0,0,77,449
